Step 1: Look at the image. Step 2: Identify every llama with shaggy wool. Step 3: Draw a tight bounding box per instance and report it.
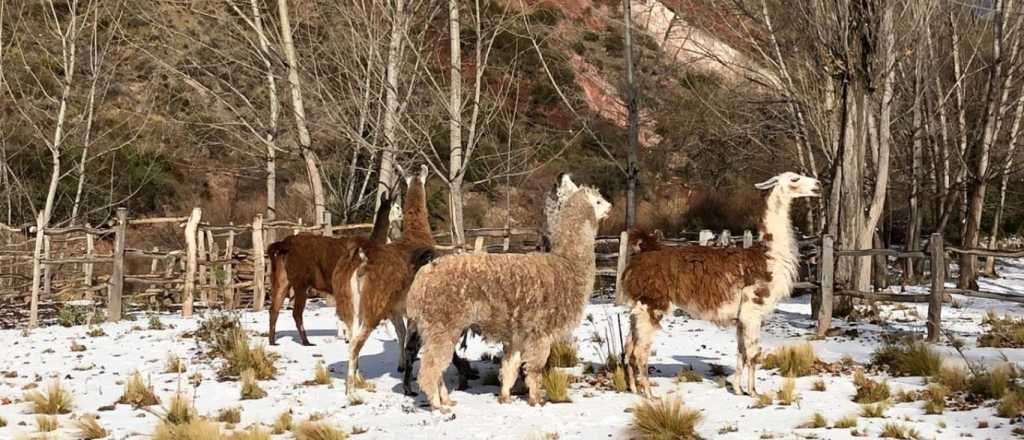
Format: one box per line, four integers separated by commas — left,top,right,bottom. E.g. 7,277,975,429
405,174,610,411
621,172,820,397
265,191,399,346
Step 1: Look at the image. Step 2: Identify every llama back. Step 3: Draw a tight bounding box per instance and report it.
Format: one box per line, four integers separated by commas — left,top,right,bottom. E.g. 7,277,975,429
623,245,771,324
407,252,589,343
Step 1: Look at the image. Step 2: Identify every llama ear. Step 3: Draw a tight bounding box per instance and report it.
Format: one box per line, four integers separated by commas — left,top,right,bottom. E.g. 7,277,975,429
418,164,429,183
754,176,779,190
558,173,578,198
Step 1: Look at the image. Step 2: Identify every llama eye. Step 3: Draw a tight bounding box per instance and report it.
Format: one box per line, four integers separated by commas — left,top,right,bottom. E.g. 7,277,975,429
790,177,799,182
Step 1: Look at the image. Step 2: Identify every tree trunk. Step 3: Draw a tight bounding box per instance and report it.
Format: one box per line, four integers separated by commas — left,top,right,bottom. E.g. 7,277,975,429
277,0,325,224
983,83,1024,275
623,0,640,230
377,0,405,213
251,0,279,225
447,0,465,247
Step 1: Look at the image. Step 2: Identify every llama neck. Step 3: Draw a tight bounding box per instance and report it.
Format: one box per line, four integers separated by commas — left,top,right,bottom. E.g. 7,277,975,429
762,191,799,293
402,182,434,245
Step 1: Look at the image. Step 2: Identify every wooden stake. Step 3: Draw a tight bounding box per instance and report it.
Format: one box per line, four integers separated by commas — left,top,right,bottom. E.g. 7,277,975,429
816,234,834,337
183,208,202,317
108,207,127,322
28,212,45,328
614,230,630,306
928,233,945,342
252,214,266,312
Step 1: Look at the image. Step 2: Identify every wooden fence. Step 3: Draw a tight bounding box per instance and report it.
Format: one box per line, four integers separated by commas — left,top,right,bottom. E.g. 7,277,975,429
813,233,1024,342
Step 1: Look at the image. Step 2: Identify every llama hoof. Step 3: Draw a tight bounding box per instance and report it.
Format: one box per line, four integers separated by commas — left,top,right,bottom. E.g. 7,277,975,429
497,395,512,404
397,365,405,373
527,398,545,407
441,399,457,407
403,389,418,397
301,341,316,347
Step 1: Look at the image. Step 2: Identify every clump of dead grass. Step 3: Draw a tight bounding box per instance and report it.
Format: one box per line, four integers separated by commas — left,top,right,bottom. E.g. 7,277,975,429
776,377,799,406
978,312,1024,348
240,368,267,400
542,369,571,403
292,420,349,440
36,415,59,432
871,340,941,377
852,370,890,404
72,414,109,439
24,379,73,414
763,343,818,377
923,384,947,414
118,371,160,407
546,340,578,369
630,397,702,440
878,422,921,439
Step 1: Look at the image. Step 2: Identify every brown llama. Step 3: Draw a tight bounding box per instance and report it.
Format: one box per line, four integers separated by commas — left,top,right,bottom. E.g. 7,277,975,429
265,191,398,346
621,172,820,397
406,174,611,411
330,165,440,399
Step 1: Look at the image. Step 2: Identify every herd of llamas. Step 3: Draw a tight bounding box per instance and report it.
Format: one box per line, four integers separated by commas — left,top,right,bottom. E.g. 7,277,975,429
265,167,820,412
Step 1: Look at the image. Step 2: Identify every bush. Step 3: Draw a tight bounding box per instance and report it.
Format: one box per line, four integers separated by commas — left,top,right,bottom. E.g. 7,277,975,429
931,365,970,392
997,390,1024,418
853,370,890,404
36,414,59,432
0,415,6,427
240,368,267,400
293,421,348,440
812,378,826,391
72,414,109,439
165,393,196,425
871,340,942,377
58,304,89,327
797,412,828,429
978,312,1024,348
611,365,628,392
153,419,220,440
272,411,293,434
166,353,185,374
879,423,921,439
119,371,160,407
226,427,271,440
217,407,241,424
219,331,278,380
631,397,702,440
834,415,858,429
860,402,889,418
776,377,799,406
546,341,578,369
763,343,818,377
970,363,1016,399
24,379,73,414
71,340,87,352
312,360,331,385
196,313,243,355
923,384,947,414
542,370,571,403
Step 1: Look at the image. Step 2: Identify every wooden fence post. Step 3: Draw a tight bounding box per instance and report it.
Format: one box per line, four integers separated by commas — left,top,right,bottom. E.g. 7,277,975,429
614,230,630,305
719,230,731,247
206,230,218,305
928,233,945,342
42,236,51,300
183,207,202,317
252,214,266,312
323,212,333,237
225,228,235,309
197,226,208,301
742,230,753,248
816,234,834,337
84,226,94,302
474,236,485,253
699,230,713,246
150,246,160,274
108,207,127,322
28,211,45,328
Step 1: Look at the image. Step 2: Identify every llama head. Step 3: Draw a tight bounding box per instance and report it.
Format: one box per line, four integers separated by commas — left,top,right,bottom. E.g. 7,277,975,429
556,174,610,221
403,164,431,187
754,172,820,199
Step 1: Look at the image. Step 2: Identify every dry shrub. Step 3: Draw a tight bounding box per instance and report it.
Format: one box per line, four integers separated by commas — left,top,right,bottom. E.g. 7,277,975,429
923,384,947,414
312,361,331,385
797,412,828,429
834,415,858,429
630,397,702,440
812,378,826,391
225,427,271,440
542,370,571,403
752,393,773,408
36,415,59,432
675,368,703,384
73,414,109,439
970,363,1017,399
240,369,267,400
219,332,278,380
776,377,799,406
71,340,87,352
978,312,1024,348
859,402,889,418
931,365,970,392
196,313,244,355
879,422,921,439
853,370,890,404
997,390,1024,418
24,379,73,414
763,343,817,377
165,393,196,425
153,419,221,440
611,365,628,392
871,340,941,377
217,407,241,424
546,340,578,369
118,371,160,407
293,421,348,440
272,411,293,434
165,353,185,374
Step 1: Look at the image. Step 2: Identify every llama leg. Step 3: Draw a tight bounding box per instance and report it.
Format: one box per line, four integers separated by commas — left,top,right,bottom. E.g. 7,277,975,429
740,314,764,395
346,324,372,400
391,312,407,372
417,332,458,412
522,338,554,406
268,280,290,346
498,348,522,404
624,307,639,393
731,322,747,395
627,303,660,397
402,320,420,396
291,287,313,346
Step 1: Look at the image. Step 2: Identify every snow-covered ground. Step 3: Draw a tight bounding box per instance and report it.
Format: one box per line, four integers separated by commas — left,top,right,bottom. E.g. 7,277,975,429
3,260,1024,439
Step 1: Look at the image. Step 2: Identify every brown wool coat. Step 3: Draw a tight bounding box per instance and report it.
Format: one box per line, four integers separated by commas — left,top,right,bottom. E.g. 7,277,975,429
622,245,772,325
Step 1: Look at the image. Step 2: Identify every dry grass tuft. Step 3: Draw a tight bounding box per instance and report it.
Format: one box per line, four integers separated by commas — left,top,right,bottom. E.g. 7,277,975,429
923,384,947,414
351,374,375,392
546,340,578,369
797,412,828,429
978,312,1024,348
292,420,349,440
878,422,921,439
752,392,773,408
611,365,628,392
240,368,267,400
834,415,858,429
219,332,278,380
542,369,571,403
853,370,890,403
217,407,242,424
971,363,1017,399
630,397,702,440
73,414,109,439
71,340,87,352
0,415,6,427
812,378,826,392
225,426,271,440
675,368,703,384
24,379,73,414
118,371,160,407
776,377,799,406
153,419,221,440
859,402,889,418
871,340,942,377
272,411,293,435
36,415,59,432
165,353,185,374
931,365,970,392
165,393,196,425
997,390,1024,418
762,343,818,377
312,361,331,385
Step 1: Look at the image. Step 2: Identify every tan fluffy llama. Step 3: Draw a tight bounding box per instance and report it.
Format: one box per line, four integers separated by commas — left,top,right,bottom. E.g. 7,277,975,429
406,174,611,411
265,191,398,345
331,165,438,399
621,172,820,397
